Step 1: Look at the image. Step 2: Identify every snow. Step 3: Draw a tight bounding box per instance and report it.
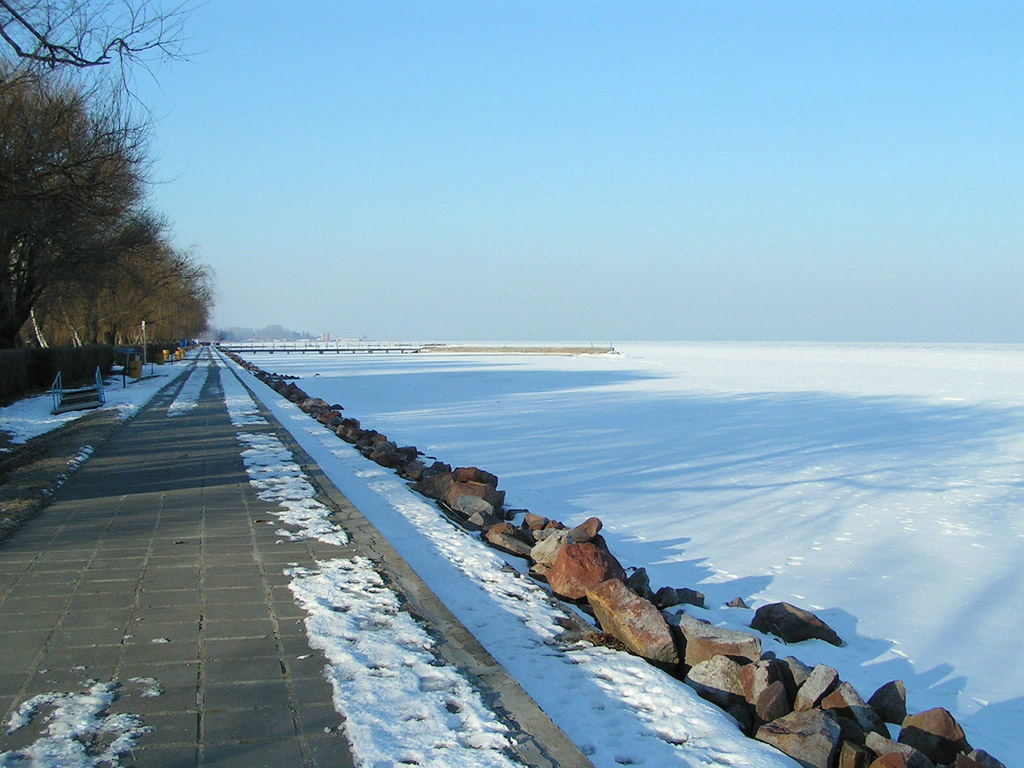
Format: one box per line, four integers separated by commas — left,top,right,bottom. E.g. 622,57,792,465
165,352,212,416
220,349,804,767
230,342,1024,766
0,681,151,768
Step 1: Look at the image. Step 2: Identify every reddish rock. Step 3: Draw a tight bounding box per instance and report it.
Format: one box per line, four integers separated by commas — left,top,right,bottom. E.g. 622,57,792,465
794,664,840,711
868,680,907,725
444,479,505,514
484,523,534,558
684,654,746,709
753,679,791,727
546,542,626,600
740,658,784,705
898,708,970,765
453,466,499,487
755,709,841,768
727,596,750,609
399,459,426,481
963,750,1007,768
586,579,679,666
751,601,843,647
821,681,890,739
865,733,935,768
410,470,454,500
543,519,567,530
672,613,762,668
568,516,603,542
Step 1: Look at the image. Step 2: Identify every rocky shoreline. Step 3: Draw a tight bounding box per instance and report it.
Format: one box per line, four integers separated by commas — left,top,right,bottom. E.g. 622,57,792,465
226,349,1005,768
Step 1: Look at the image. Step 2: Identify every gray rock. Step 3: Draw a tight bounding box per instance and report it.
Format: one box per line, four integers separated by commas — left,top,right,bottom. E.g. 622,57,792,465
820,680,890,739
865,732,936,768
868,679,907,724
684,655,746,709
625,567,654,600
529,529,570,568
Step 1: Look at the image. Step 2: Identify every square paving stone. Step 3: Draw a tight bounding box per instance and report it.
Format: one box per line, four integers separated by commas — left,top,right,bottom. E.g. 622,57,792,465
202,618,274,640
203,680,291,712
201,738,304,768
204,636,279,661
203,706,296,743
127,744,198,767
134,710,199,746
307,733,356,768
204,657,284,686
201,601,272,623
110,685,198,716
122,638,200,666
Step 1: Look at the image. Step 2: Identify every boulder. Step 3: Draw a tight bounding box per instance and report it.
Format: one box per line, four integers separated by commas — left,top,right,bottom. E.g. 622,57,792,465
778,656,814,703
452,466,499,487
299,396,329,413
546,542,626,600
585,579,679,666
865,733,935,768
654,586,705,609
567,516,603,543
465,508,503,531
838,741,877,768
821,681,890,739
727,596,750,609
523,512,549,530
684,654,746,709
739,658,784,705
543,519,567,530
529,529,571,568
410,470,454,500
399,459,426,481
755,709,841,768
752,679,791,727
368,440,403,468
444,479,505,515
793,664,840,711
963,750,1007,768
484,523,534,558
898,708,970,765
672,612,762,668
625,567,654,600
751,602,843,647
454,494,501,519
868,680,907,725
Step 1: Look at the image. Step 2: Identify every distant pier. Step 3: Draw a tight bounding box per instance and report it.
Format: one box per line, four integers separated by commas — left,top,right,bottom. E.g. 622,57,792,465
217,341,615,355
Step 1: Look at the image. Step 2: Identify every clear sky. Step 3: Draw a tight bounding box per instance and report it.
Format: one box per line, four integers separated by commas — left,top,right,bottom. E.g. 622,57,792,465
135,1,1023,342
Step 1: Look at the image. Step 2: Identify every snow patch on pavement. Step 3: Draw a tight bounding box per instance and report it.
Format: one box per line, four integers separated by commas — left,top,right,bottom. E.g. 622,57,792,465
0,681,150,768
289,559,520,768
166,352,212,417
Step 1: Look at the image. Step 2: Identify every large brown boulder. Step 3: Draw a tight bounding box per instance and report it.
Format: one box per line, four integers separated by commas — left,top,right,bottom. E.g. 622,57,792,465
751,602,843,646
586,579,679,666
546,542,626,600
898,708,970,765
672,613,762,668
453,466,499,486
444,479,505,514
567,516,603,543
755,709,841,768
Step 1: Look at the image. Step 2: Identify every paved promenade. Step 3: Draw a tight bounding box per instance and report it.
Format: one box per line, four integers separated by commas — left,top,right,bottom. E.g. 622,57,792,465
0,360,592,768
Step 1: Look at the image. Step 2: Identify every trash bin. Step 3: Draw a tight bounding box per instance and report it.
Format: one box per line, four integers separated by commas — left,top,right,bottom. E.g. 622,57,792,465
128,360,142,378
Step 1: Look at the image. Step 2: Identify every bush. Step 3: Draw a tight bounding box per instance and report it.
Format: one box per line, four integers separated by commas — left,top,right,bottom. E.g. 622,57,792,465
0,345,115,406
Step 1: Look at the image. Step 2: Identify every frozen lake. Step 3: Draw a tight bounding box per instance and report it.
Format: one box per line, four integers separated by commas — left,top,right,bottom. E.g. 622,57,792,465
240,342,1024,762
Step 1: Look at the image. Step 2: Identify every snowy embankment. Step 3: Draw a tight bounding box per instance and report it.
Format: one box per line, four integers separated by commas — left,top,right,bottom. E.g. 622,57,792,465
232,342,1024,766
218,349,801,767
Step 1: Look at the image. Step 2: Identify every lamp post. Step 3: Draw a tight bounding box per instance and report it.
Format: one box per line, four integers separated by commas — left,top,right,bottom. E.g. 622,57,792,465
141,320,147,369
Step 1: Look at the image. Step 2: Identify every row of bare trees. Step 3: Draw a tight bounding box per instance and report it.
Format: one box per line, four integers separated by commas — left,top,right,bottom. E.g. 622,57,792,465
0,1,209,349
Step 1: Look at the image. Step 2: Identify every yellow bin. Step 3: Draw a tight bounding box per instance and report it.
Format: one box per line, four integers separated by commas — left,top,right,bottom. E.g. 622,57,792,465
128,360,142,378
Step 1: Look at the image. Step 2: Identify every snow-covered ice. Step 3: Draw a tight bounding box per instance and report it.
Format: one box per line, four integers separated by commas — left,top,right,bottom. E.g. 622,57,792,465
231,341,1024,765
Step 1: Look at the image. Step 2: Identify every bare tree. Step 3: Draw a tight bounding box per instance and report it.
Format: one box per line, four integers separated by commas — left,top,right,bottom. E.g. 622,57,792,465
0,0,186,73
0,66,149,347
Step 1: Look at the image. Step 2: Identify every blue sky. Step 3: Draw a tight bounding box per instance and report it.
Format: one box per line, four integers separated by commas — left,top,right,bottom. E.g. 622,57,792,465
137,1,1023,342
